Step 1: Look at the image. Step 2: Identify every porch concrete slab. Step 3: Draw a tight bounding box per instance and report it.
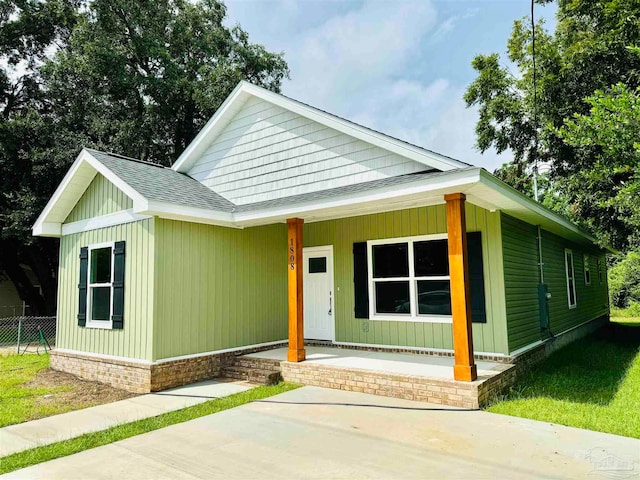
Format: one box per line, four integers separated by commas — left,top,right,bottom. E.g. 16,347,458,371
246,345,500,378
0,379,251,458
4,386,638,479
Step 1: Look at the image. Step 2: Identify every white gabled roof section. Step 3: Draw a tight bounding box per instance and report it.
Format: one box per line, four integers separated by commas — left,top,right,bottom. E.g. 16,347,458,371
32,149,147,237
171,81,469,174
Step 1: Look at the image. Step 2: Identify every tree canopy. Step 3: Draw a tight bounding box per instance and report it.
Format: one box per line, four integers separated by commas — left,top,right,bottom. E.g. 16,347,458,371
0,0,289,314
465,0,640,251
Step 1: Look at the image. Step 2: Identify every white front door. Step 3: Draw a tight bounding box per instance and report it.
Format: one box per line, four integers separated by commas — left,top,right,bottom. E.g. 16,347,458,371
303,246,334,341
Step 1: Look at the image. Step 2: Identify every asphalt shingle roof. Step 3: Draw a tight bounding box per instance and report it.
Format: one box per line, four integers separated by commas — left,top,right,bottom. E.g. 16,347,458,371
87,149,235,212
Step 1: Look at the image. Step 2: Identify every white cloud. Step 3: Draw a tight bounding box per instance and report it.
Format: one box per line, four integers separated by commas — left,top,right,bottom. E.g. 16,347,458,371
226,0,511,171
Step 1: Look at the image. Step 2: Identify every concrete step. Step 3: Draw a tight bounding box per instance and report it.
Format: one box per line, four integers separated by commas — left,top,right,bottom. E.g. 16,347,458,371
233,357,281,371
220,365,282,385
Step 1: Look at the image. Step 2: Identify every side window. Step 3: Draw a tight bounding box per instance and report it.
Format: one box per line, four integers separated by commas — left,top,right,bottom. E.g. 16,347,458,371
583,254,591,286
565,249,577,309
78,241,126,329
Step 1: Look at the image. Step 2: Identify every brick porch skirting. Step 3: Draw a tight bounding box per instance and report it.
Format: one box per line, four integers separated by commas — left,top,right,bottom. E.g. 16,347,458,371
50,342,287,393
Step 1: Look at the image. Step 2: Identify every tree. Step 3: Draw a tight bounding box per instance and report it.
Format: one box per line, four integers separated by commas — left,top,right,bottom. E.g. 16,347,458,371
464,0,640,250
0,0,289,314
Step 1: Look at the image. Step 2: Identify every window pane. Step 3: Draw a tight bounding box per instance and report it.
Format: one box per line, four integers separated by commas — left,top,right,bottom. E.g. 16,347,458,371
308,257,327,273
374,281,410,314
417,280,452,315
90,247,112,283
414,240,449,276
566,252,574,279
372,243,408,278
568,281,576,306
91,287,111,321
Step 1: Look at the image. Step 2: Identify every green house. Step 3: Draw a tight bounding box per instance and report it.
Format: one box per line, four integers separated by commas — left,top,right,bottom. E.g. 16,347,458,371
33,81,610,393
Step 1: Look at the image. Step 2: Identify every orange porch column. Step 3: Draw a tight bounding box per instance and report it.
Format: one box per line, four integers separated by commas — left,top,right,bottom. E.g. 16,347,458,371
287,218,305,362
444,193,477,381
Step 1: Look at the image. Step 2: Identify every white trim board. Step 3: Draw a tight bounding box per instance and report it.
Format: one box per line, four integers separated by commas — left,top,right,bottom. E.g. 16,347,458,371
62,210,151,235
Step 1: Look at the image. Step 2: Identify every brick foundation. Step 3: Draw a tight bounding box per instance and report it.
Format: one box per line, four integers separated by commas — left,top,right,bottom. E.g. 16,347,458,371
280,361,516,409
50,342,287,393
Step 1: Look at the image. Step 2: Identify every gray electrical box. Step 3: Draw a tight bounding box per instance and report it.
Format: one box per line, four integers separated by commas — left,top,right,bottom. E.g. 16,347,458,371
538,283,550,333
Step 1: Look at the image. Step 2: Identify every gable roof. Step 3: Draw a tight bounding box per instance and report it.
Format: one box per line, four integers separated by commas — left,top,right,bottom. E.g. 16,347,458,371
32,81,606,250
171,81,471,174
32,149,236,236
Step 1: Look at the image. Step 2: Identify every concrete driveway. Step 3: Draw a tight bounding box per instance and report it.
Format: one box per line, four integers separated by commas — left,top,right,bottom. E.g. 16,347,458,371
3,386,639,479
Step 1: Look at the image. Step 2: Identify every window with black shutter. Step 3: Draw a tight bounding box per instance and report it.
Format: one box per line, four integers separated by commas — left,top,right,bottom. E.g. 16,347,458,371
78,241,125,329
353,233,487,323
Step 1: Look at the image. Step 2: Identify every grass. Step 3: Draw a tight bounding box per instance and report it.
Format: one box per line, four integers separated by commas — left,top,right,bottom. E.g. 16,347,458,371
0,382,300,475
0,354,69,427
487,318,640,438
0,354,132,427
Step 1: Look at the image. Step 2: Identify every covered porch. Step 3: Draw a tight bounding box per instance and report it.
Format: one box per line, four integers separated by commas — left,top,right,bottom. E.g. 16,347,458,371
242,345,516,409
286,192,480,382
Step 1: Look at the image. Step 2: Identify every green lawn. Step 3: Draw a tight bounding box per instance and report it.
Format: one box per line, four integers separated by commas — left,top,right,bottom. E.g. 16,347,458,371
0,382,299,475
0,354,69,427
487,318,640,438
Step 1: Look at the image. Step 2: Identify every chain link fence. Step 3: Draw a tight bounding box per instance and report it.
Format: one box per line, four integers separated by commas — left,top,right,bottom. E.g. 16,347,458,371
0,316,56,354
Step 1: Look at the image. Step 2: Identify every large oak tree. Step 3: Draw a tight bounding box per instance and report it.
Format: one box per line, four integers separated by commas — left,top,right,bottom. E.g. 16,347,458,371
0,0,289,314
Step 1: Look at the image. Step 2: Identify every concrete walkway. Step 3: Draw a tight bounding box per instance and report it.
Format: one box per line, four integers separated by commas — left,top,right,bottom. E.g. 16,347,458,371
0,379,251,458
3,386,638,479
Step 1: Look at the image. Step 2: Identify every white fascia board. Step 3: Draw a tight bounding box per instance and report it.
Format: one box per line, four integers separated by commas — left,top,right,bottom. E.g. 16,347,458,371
233,168,484,225
172,81,469,174
82,151,147,206
33,222,62,237
478,170,601,247
32,149,148,238
140,201,240,228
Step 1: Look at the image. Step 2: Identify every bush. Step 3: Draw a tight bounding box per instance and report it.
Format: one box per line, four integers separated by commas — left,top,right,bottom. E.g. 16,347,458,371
609,250,640,308
611,301,640,318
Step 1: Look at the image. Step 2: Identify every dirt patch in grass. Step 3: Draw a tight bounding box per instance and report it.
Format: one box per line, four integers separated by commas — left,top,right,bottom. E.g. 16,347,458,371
0,354,136,427
26,368,135,413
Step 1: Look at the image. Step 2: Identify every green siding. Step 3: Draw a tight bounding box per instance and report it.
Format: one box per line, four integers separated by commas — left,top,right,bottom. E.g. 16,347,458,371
304,204,509,355
56,219,155,360
65,174,133,223
153,219,288,360
501,213,609,352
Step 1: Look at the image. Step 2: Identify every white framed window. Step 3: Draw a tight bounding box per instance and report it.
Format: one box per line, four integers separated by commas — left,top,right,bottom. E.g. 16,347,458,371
367,234,451,323
584,254,591,286
565,249,577,309
86,242,115,329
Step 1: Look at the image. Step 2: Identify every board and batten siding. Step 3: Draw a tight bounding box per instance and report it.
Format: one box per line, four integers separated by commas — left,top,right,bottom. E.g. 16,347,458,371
187,95,429,205
501,213,609,353
153,219,288,360
65,174,133,223
304,203,509,355
56,218,155,360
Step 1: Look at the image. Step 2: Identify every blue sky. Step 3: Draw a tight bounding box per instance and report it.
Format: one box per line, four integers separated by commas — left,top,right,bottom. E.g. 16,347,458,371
225,0,557,171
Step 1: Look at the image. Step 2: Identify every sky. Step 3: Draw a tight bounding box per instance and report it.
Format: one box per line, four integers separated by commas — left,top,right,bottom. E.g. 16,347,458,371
224,0,557,171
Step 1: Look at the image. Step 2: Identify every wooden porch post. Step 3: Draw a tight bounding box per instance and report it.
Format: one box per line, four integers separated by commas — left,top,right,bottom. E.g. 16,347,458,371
287,218,305,362
444,193,477,381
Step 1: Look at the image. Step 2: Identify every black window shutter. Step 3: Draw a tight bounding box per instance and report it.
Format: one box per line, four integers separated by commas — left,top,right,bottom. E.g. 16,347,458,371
112,241,126,329
353,242,369,319
78,247,88,327
467,232,487,323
